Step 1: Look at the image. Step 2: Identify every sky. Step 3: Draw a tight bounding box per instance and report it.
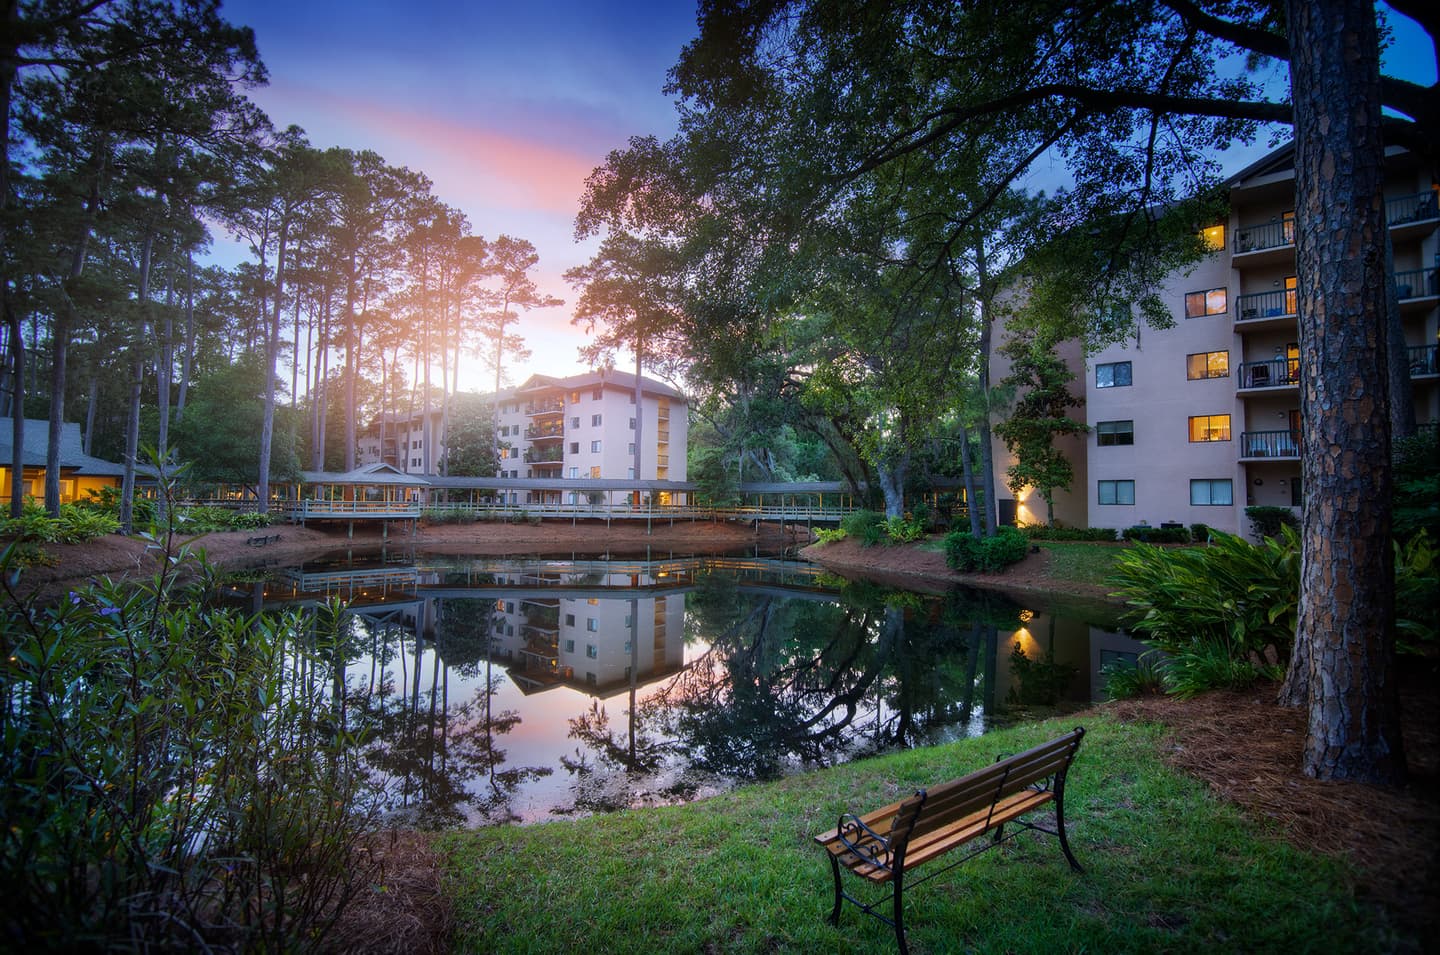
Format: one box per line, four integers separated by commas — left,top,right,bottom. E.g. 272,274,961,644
214,1,1436,394
216,0,701,390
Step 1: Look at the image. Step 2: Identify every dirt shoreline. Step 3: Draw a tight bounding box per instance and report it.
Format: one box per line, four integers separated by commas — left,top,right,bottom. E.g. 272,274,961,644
10,517,809,603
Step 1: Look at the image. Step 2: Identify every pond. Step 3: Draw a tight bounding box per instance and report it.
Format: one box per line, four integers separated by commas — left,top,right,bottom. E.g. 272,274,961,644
225,546,1143,827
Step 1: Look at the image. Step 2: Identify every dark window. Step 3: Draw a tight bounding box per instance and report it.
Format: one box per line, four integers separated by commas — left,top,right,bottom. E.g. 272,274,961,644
1096,362,1132,388
1096,420,1134,446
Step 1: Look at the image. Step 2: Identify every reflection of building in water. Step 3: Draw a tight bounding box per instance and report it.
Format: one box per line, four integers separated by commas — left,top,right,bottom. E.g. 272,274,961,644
486,571,688,696
996,612,1101,707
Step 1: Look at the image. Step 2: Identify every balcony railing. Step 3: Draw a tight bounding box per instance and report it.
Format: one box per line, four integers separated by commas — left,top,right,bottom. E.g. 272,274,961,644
525,423,565,440
1394,268,1439,301
1241,430,1301,458
526,399,564,416
1234,219,1293,254
1386,190,1439,226
1237,358,1300,389
1235,288,1296,322
1410,343,1439,378
524,447,565,463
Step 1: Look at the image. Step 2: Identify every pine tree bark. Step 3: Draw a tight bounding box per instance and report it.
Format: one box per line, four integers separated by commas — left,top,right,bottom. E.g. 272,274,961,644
1279,0,1405,784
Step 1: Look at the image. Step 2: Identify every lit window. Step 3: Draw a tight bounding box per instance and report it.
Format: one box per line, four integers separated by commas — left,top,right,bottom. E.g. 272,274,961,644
1184,287,1228,318
1096,420,1134,446
1200,224,1225,251
1282,210,1296,243
590,466,601,478
1188,414,1232,442
1186,351,1229,380
1095,362,1132,388
1190,479,1234,506
1098,480,1135,505
1284,276,1297,315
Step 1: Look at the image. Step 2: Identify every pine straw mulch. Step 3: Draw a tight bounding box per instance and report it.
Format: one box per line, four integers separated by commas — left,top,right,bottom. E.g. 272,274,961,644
1107,676,1440,941
323,830,453,955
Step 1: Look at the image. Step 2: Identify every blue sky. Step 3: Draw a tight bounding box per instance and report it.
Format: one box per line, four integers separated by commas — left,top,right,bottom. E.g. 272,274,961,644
215,1,1436,390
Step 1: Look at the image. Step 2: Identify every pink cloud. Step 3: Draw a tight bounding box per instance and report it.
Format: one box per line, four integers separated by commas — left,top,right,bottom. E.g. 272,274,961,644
262,84,600,216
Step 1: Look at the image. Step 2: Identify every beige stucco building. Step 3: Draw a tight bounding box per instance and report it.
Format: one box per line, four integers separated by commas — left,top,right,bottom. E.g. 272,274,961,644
360,370,689,506
994,144,1438,535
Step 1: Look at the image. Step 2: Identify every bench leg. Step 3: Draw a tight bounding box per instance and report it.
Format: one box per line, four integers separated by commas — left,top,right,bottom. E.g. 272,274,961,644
1057,788,1083,873
893,870,908,955
828,854,843,925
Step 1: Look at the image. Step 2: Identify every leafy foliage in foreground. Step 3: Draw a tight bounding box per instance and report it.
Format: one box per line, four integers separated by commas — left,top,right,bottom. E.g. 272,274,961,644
441,717,1390,953
0,538,381,950
1110,529,1299,696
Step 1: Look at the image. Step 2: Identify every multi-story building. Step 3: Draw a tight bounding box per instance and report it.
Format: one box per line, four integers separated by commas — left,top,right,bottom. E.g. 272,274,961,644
360,369,689,506
994,144,1438,535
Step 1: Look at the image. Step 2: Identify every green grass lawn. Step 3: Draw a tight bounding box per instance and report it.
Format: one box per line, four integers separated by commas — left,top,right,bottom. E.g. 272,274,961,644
441,715,1394,953
1038,540,1132,590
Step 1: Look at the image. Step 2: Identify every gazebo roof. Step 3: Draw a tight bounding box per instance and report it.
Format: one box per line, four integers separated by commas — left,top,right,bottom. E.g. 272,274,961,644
299,463,432,486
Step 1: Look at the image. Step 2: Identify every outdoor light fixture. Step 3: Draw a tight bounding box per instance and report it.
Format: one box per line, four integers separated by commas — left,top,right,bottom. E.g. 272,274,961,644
1254,478,1264,486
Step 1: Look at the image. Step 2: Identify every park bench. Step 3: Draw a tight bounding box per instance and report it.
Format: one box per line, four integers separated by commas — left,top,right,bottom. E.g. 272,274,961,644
247,533,282,547
813,727,1086,954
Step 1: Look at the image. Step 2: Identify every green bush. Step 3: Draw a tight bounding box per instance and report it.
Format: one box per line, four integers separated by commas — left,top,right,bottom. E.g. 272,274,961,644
812,527,847,544
0,545,383,949
1110,528,1298,696
1396,530,1438,651
424,507,481,525
1021,525,1118,542
841,510,888,547
884,514,926,544
944,527,1029,573
1122,525,1191,544
55,504,119,542
1102,652,1168,699
1245,505,1300,539
1190,523,1211,544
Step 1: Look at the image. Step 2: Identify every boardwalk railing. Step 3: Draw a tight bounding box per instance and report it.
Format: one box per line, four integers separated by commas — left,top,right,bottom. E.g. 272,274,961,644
179,498,860,525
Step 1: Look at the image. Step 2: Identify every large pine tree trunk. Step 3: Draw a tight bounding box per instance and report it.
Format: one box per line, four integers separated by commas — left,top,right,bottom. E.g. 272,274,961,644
1279,0,1404,784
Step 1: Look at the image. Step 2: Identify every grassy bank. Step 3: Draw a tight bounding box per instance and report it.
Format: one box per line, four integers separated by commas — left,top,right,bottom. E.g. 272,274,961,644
441,714,1393,953
1036,540,1128,590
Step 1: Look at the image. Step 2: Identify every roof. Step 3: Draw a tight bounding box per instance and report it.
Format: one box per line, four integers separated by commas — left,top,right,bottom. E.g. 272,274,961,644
299,463,432,486
513,369,687,403
0,419,126,477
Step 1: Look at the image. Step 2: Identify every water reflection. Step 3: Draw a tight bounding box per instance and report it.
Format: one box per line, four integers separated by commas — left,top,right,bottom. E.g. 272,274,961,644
224,549,1142,825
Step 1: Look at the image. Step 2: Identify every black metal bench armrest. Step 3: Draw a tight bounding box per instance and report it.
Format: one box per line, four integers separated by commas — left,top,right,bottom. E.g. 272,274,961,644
836,812,894,872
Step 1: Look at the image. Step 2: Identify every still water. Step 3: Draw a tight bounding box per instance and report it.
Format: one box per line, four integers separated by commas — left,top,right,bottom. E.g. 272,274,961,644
226,547,1142,827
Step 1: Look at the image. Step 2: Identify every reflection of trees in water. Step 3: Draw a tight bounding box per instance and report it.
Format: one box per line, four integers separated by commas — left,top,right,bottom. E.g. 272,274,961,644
344,601,551,827
556,580,1027,788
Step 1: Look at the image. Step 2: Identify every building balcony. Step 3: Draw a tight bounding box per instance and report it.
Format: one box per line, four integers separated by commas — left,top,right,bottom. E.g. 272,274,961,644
526,398,564,416
1386,190,1439,242
1394,268,1439,309
1410,343,1439,379
524,447,565,464
1240,430,1301,460
1237,358,1300,391
1235,288,1296,329
525,423,565,441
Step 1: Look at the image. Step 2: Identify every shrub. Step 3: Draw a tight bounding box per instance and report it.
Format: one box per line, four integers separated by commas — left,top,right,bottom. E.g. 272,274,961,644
1190,523,1211,544
0,543,383,949
1021,525,1118,542
1245,505,1300,539
1109,528,1298,696
55,504,119,543
841,510,888,548
944,526,1029,573
1121,525,1191,544
1102,652,1168,700
424,507,480,525
884,514,926,544
944,529,984,570
812,527,847,544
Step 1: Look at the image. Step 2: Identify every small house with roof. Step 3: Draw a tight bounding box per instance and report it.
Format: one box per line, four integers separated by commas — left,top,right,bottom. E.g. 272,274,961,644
0,419,126,505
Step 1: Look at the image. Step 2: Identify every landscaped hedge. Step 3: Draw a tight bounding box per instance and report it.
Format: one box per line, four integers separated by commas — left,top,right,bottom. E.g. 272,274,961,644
944,526,1029,572
1245,505,1300,539
1020,525,1119,542
840,509,888,547
1121,526,1191,544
